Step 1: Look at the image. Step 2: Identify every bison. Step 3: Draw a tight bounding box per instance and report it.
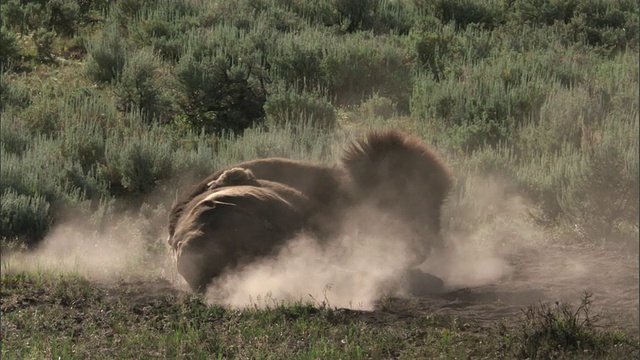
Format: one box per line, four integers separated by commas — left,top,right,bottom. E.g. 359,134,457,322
168,130,452,293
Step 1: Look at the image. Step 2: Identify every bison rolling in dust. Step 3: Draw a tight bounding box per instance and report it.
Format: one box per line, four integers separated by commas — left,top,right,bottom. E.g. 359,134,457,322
168,130,453,293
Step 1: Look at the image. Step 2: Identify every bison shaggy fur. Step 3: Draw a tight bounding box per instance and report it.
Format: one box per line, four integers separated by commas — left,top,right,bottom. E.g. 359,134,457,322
168,130,452,292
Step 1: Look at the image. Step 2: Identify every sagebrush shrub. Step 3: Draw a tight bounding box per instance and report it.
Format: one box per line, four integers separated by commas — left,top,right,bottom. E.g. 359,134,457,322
33,28,56,62
264,88,336,129
21,100,62,135
0,27,20,68
85,24,128,83
519,292,625,359
0,114,31,156
429,0,504,30
100,122,175,195
47,0,80,37
320,33,412,110
0,189,51,245
0,75,31,111
1,0,25,33
175,50,266,134
115,48,169,122
270,31,324,90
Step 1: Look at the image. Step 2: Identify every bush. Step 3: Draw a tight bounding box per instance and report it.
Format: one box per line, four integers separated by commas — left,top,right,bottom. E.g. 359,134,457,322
0,75,31,111
359,94,396,120
512,0,579,26
519,292,629,359
99,120,175,195
59,119,106,173
429,0,504,30
85,24,128,83
320,33,413,110
47,0,80,37
175,49,266,134
332,0,376,32
33,28,56,62
410,23,460,81
264,88,336,129
411,51,552,151
21,100,62,135
270,30,325,91
1,1,25,33
115,48,169,122
0,27,20,68
0,189,51,245
0,113,31,156
21,2,49,33
566,117,639,242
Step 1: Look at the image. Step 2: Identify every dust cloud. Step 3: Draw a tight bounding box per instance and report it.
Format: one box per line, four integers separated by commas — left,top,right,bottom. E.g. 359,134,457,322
424,176,547,288
203,175,546,310
206,211,419,310
1,211,172,282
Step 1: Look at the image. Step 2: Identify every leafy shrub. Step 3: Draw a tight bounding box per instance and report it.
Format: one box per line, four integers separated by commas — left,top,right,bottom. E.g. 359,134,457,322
1,1,25,33
0,76,31,111
0,113,31,156
115,48,169,122
566,116,639,241
512,0,579,26
332,0,376,32
275,0,338,28
33,28,56,62
320,33,412,110
410,23,460,81
175,49,266,134
1,133,106,205
59,119,106,172
47,0,80,37
85,24,128,83
0,189,51,245
0,27,20,68
359,94,396,120
270,31,325,91
429,0,504,30
100,120,175,195
64,91,121,131
215,122,337,163
21,2,49,33
411,51,552,151
573,0,638,50
515,86,587,156
512,0,639,52
264,88,336,129
21,100,62,135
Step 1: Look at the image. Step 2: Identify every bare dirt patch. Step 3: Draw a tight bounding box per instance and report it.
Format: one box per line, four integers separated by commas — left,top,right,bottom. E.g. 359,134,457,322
383,243,639,335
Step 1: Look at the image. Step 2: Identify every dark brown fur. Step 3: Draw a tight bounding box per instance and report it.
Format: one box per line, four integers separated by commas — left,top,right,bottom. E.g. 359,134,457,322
342,130,452,253
168,159,350,238
168,130,453,292
171,178,313,292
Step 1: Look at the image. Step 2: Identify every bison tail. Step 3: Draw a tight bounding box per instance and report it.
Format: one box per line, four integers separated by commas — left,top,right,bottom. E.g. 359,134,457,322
341,130,452,194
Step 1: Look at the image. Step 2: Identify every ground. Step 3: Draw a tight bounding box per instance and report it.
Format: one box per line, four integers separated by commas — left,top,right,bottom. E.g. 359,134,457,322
2,240,638,359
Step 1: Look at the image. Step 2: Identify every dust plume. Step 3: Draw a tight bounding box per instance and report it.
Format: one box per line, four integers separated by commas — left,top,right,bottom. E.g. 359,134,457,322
1,208,171,282
206,208,421,310
424,175,546,288
203,175,548,310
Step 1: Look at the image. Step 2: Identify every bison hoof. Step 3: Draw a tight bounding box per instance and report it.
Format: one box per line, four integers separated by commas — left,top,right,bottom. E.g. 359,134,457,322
404,268,445,296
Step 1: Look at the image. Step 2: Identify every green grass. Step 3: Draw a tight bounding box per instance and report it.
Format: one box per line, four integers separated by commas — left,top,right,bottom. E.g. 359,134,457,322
1,272,637,359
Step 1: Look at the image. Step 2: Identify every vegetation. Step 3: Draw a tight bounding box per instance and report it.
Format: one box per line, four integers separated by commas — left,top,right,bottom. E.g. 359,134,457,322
1,273,637,359
0,0,638,358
